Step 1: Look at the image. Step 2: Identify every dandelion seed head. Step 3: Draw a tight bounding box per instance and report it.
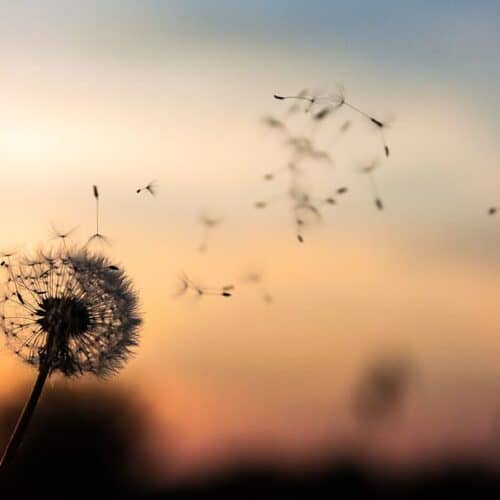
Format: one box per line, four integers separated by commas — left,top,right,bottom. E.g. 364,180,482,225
0,247,141,377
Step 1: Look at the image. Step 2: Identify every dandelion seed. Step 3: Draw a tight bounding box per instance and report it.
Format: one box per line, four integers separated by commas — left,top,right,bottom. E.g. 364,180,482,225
136,180,158,196
50,223,79,254
51,223,79,241
286,89,311,114
360,160,385,211
313,107,333,121
263,292,273,304
176,273,234,300
339,120,351,133
276,85,391,157
198,213,223,253
241,271,274,305
88,185,109,247
262,115,286,131
488,207,497,216
244,272,262,284
274,92,318,113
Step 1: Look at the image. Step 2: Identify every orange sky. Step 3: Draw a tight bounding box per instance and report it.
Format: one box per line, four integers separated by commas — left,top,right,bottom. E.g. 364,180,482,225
1,0,500,483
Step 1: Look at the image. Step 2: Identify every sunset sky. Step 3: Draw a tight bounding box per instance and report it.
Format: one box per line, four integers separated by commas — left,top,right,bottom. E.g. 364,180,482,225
1,0,500,483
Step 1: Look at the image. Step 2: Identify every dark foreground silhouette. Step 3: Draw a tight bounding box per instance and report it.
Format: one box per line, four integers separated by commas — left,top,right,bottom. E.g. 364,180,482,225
1,385,500,498
0,384,152,497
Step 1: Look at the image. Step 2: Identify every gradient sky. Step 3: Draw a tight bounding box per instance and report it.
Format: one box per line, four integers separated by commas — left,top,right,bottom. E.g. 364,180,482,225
0,0,500,483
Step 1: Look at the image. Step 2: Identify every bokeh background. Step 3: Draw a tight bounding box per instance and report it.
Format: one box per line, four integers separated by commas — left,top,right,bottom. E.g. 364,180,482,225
1,0,500,493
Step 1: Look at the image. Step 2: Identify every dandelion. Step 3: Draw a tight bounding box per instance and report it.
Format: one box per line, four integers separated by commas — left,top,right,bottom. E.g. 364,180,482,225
0,246,142,469
136,180,158,196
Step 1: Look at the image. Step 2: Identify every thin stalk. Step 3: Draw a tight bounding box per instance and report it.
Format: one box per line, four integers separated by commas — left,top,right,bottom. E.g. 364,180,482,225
0,331,55,471
96,198,100,236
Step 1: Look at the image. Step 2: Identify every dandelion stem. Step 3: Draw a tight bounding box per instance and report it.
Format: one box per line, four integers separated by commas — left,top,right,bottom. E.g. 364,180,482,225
0,331,55,471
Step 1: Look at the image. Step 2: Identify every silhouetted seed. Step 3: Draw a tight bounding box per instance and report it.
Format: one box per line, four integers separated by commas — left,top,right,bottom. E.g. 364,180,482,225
276,87,390,158
108,265,119,271
313,107,332,121
263,293,273,304
360,160,385,211
198,214,223,253
136,181,157,196
16,292,24,305
264,173,274,181
87,233,110,247
0,261,4,267
488,207,497,215
339,121,351,132
297,234,304,243
262,116,285,130
273,93,315,111
176,273,234,300
88,184,108,246
325,198,336,205
370,117,384,128
337,187,348,195
244,272,261,283
51,223,79,242
287,89,310,113
240,271,274,304
255,201,267,209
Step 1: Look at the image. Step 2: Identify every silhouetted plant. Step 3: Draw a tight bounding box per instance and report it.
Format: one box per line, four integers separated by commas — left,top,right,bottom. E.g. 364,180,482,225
0,246,142,470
